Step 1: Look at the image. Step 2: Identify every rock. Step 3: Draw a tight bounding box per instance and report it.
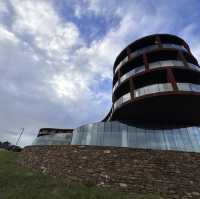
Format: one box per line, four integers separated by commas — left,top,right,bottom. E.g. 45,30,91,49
192,192,200,196
100,174,110,180
103,150,111,154
119,183,128,188
40,166,47,174
97,182,105,187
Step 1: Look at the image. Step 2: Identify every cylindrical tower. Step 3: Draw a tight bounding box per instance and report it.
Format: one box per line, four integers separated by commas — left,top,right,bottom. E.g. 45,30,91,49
110,34,200,124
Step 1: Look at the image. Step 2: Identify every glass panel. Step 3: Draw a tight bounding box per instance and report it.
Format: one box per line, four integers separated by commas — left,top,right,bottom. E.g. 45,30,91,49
111,121,120,132
163,60,174,66
115,62,122,74
104,122,111,132
127,125,137,148
135,127,146,149
182,127,194,152
121,129,128,147
172,60,184,67
123,56,128,63
134,66,145,74
190,127,200,152
71,122,200,153
163,83,173,91
33,133,72,145
188,63,200,71
172,128,185,151
123,93,131,103
191,84,200,92
177,83,191,91
149,61,161,69
113,81,118,92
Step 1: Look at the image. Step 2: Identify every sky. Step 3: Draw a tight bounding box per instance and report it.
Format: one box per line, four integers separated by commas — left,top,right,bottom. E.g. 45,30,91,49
0,0,200,146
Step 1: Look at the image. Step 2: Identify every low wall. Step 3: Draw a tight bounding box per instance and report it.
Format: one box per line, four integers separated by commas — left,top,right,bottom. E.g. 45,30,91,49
19,145,200,199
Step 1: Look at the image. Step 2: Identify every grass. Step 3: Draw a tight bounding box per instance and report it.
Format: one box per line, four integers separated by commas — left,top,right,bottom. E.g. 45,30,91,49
0,150,164,199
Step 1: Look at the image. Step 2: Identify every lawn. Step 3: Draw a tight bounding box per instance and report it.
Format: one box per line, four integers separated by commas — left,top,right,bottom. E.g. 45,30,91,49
0,150,164,199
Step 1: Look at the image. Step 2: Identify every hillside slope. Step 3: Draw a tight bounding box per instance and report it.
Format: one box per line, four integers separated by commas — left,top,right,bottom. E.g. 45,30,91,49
0,150,163,199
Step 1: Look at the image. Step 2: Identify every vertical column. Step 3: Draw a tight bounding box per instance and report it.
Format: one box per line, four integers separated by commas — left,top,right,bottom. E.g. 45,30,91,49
129,77,135,100
143,53,149,71
167,68,178,91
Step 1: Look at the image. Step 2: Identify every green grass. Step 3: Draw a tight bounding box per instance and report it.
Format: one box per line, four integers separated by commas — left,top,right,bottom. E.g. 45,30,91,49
0,150,164,199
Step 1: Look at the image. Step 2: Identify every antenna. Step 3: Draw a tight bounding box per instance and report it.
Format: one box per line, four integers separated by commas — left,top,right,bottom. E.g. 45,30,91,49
16,128,24,146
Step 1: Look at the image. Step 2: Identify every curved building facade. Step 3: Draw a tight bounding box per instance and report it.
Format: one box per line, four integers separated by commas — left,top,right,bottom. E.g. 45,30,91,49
108,34,200,123
33,34,200,153
71,34,200,152
71,122,200,152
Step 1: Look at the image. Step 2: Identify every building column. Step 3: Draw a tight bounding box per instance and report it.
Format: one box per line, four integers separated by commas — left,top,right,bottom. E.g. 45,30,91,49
167,68,178,91
143,53,149,71
129,77,135,100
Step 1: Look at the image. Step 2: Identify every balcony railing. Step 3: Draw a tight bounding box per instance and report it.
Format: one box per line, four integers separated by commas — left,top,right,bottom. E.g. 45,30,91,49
114,93,131,110
177,83,200,92
113,61,200,93
113,83,200,111
134,83,173,98
114,43,188,74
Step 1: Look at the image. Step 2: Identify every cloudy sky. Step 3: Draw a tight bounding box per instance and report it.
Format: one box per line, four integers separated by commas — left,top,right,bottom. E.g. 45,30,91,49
0,0,200,146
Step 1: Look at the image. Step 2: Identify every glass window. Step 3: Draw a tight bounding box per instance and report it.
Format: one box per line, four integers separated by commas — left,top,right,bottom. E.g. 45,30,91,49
121,130,128,147
127,125,137,147
123,93,131,103
111,121,120,132
191,84,200,92
137,127,147,149
177,83,191,91
181,127,193,152
104,122,111,132
172,60,184,67
97,122,104,132
172,128,185,151
134,66,145,74
123,56,128,63
146,129,158,149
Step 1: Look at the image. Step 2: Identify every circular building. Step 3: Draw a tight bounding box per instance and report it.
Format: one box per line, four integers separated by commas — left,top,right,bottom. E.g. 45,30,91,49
71,34,200,152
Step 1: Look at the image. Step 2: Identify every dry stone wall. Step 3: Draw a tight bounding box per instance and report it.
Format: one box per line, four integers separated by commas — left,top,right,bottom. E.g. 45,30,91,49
19,145,200,199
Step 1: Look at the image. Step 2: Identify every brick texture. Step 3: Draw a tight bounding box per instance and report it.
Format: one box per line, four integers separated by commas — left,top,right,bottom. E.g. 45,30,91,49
19,145,200,199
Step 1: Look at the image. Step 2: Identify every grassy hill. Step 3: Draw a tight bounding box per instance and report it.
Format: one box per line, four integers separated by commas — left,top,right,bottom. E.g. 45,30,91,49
0,150,164,199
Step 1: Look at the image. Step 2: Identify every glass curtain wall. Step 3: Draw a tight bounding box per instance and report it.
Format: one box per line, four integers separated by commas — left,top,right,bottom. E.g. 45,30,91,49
71,121,200,153
33,133,72,145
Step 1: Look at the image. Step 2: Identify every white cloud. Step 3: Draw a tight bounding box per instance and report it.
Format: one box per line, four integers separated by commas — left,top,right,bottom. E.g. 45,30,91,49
0,25,19,43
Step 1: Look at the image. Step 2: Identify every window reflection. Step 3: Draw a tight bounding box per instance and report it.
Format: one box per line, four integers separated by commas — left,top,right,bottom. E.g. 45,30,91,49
33,133,72,145
71,121,200,153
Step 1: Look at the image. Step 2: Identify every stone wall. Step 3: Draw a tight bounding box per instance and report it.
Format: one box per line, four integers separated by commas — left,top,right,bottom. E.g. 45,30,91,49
19,145,200,199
